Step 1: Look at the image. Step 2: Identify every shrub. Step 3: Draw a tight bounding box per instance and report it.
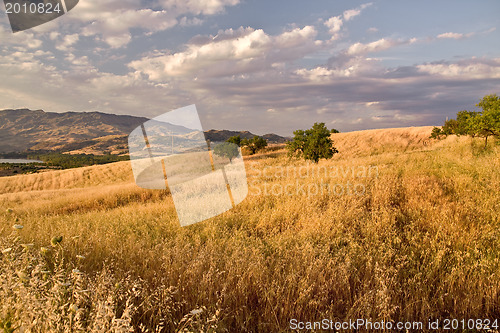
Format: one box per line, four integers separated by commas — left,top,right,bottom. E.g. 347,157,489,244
430,127,443,139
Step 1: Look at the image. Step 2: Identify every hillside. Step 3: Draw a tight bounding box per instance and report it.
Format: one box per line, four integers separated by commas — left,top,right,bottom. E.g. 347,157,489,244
0,109,148,154
0,109,288,154
0,125,498,331
0,126,448,193
331,126,436,157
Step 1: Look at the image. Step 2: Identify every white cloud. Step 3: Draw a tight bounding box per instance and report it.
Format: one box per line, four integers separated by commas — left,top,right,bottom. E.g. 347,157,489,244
57,0,241,48
56,34,79,51
49,32,60,40
295,55,384,80
324,16,343,36
129,25,319,79
347,38,393,55
295,66,337,80
158,0,240,16
436,27,496,41
417,58,500,79
343,2,373,21
179,17,204,27
79,9,177,48
295,65,362,80
0,1,498,135
437,32,470,40
0,25,43,50
324,3,372,39
347,38,408,55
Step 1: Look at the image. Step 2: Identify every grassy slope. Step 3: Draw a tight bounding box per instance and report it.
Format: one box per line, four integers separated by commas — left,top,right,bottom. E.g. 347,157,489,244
0,127,499,332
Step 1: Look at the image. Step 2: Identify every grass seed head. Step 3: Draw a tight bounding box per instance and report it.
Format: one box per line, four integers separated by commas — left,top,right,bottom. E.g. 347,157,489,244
51,236,63,247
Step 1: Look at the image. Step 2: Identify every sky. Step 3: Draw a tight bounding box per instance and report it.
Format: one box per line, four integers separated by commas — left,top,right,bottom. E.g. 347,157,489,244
0,0,499,136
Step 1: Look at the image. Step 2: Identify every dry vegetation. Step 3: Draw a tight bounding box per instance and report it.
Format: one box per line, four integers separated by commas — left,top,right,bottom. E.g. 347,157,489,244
1,127,499,332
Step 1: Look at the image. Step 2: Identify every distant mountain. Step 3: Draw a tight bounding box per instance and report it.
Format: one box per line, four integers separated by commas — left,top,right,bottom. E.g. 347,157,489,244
0,109,148,154
0,109,289,154
204,129,288,144
262,133,289,143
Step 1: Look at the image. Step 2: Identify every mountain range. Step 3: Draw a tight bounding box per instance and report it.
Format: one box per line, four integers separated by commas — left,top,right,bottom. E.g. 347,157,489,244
0,109,288,154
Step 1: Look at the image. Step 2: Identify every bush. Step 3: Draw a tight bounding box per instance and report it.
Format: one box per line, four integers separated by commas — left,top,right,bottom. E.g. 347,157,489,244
430,127,443,139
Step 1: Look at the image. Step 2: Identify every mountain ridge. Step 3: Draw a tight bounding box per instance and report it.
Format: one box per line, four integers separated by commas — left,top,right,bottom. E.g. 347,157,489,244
0,109,288,154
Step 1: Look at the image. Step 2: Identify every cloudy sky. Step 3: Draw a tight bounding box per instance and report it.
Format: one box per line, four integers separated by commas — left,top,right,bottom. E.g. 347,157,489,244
0,0,499,135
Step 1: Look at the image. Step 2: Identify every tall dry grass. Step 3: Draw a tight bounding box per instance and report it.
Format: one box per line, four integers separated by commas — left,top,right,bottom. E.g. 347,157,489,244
0,127,499,332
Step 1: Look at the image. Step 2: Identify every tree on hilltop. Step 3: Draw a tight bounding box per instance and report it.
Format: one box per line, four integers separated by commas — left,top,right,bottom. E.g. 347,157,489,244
431,94,500,147
226,135,241,147
213,142,239,162
241,136,267,155
287,122,338,163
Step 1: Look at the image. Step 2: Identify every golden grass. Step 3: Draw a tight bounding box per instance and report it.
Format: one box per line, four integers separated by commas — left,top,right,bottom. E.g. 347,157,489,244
1,126,499,332
330,126,436,157
0,161,133,194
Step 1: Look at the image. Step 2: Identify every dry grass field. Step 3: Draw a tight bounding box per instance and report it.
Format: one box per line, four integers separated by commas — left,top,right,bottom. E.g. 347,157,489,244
0,126,499,332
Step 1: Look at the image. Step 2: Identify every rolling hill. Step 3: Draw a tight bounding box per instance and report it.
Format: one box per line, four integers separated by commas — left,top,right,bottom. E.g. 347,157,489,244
0,109,288,154
0,126,439,192
0,125,498,332
0,109,148,154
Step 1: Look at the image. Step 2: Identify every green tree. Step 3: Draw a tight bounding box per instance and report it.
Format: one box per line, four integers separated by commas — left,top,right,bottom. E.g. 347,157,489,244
226,135,241,147
455,110,480,136
330,128,340,134
475,94,500,146
441,118,458,136
213,142,239,162
241,136,268,155
287,122,338,163
435,94,500,147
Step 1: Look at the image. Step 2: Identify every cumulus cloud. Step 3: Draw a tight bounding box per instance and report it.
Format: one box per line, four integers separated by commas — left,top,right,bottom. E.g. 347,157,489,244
47,0,241,48
1,1,499,135
55,34,79,51
324,2,372,39
0,25,43,50
295,57,382,80
78,9,177,48
343,2,373,21
324,16,343,36
129,25,319,79
417,58,500,79
346,38,409,55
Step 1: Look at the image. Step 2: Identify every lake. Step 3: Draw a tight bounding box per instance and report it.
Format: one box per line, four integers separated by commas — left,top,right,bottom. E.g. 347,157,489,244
0,159,44,164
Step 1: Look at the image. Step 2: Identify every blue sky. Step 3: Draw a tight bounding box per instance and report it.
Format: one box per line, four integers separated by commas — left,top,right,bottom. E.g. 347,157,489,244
0,0,499,135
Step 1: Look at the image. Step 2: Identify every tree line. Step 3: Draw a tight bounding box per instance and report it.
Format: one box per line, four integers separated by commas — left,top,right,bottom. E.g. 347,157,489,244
431,94,500,147
216,124,340,163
